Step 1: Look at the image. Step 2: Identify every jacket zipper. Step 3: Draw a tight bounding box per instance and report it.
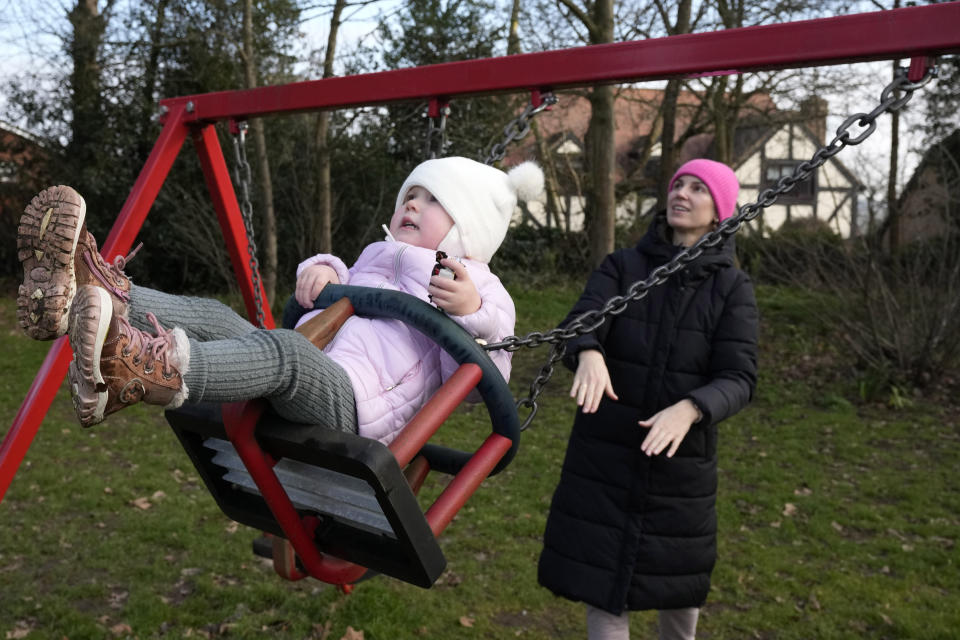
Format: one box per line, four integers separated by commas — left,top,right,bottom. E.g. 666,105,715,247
384,244,411,390
392,245,407,286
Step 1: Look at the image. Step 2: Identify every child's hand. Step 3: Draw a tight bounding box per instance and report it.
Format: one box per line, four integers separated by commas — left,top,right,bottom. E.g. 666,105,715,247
296,264,340,308
638,399,699,458
428,259,481,315
570,349,618,413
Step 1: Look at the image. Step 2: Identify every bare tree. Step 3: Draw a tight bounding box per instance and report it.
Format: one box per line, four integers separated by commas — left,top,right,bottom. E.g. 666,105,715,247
68,0,113,191
313,0,349,255
242,0,278,303
653,0,692,210
555,0,616,267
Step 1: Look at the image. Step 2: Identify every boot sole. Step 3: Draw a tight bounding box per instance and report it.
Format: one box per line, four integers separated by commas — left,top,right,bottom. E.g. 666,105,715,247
17,186,87,340
67,286,112,427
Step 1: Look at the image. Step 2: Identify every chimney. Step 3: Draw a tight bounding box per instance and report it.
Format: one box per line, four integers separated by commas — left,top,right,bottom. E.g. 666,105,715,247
799,96,828,144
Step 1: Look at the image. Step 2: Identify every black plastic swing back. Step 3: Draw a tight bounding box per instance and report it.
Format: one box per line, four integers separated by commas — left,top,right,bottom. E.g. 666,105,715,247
167,402,445,586
166,285,520,588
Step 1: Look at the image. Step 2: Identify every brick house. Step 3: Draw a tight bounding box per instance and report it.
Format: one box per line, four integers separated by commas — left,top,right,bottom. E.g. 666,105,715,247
514,90,864,237
1,121,50,278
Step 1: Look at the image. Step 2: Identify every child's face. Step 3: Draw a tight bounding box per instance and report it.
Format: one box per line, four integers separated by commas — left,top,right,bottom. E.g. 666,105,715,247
389,185,454,250
666,174,717,239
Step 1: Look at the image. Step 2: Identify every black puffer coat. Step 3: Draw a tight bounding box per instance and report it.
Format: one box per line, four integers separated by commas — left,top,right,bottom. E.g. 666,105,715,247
537,214,758,614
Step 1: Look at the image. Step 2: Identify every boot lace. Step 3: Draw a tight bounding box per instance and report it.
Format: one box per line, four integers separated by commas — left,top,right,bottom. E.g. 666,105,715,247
83,242,142,302
117,311,178,377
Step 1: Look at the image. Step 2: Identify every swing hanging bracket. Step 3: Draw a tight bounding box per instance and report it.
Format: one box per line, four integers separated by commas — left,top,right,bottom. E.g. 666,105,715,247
907,56,934,82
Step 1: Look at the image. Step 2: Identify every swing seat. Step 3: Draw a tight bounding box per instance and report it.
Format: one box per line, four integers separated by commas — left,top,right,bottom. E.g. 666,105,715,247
165,285,520,588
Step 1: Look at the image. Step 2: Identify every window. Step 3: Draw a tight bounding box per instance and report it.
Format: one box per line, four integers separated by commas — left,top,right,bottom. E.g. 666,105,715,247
0,161,17,184
762,161,815,203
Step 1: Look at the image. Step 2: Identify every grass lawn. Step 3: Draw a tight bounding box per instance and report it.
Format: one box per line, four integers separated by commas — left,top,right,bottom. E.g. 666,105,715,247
1,283,958,639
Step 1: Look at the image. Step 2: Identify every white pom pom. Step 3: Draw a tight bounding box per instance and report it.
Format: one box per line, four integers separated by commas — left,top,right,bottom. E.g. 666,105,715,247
507,161,545,202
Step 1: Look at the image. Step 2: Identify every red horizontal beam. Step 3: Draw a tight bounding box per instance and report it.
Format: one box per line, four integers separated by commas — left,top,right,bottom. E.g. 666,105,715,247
159,4,960,122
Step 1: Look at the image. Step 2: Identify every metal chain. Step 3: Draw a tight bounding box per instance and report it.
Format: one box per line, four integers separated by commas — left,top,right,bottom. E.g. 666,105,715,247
485,92,559,165
230,122,267,329
424,104,450,160
490,65,936,431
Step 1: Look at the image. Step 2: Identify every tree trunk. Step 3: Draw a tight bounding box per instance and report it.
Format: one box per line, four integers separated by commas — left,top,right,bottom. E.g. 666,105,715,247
139,0,169,161
887,58,901,254
507,0,522,55
711,76,733,164
314,0,347,255
585,84,616,266
584,0,616,267
654,0,691,212
242,0,278,305
657,79,682,210
533,122,564,228
68,0,107,189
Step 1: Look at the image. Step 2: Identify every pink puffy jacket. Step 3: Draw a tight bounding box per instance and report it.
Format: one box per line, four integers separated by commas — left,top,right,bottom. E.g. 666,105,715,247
296,241,515,445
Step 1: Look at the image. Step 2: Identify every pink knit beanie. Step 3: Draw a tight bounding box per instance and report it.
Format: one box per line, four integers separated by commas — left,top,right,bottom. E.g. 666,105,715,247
668,159,740,222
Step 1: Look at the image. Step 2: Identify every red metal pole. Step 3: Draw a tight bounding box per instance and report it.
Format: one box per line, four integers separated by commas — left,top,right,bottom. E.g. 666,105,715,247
192,123,276,329
424,433,513,537
0,107,190,504
0,339,72,502
388,364,482,468
221,401,366,585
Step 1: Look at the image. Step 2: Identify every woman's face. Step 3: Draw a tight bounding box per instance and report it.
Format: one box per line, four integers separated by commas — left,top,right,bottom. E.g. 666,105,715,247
666,174,717,241
389,185,454,249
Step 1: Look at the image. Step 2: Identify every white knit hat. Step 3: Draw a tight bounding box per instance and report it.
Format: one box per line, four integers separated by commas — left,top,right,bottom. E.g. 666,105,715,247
394,156,545,263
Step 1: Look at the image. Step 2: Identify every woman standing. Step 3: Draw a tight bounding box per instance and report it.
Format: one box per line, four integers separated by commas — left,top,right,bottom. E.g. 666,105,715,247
538,159,759,640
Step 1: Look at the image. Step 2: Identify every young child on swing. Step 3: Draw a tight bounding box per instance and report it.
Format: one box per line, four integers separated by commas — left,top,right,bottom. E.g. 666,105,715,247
17,156,543,445
537,159,758,640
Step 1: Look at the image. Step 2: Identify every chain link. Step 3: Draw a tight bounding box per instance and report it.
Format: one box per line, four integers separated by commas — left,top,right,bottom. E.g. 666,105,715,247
492,65,936,430
485,93,559,166
424,104,450,160
230,122,267,329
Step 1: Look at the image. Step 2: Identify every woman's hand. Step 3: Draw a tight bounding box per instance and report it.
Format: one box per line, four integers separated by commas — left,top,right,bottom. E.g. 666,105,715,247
295,264,340,308
638,398,700,457
569,349,618,413
428,259,481,316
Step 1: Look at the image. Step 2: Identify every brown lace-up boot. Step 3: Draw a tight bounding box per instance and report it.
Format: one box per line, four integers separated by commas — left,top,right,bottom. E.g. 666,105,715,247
67,285,189,428
18,185,139,340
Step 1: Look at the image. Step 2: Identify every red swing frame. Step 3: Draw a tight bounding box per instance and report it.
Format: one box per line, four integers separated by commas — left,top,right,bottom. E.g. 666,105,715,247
2,3,959,514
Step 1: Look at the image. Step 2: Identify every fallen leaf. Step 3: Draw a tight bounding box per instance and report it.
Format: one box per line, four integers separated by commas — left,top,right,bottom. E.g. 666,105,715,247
104,487,113,495
311,621,331,640
901,544,914,552
459,616,475,628
339,626,364,640
880,614,893,626
831,521,844,533
794,487,813,496
6,624,32,640
131,497,152,510
770,520,781,528
151,490,167,501
782,503,798,517
110,623,132,635
225,521,239,534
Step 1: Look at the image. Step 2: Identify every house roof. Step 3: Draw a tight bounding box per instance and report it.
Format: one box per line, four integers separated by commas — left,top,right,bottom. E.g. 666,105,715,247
514,88,861,191
0,120,43,147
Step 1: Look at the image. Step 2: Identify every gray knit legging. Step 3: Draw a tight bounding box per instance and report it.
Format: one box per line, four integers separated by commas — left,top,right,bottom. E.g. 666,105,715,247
128,284,357,433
